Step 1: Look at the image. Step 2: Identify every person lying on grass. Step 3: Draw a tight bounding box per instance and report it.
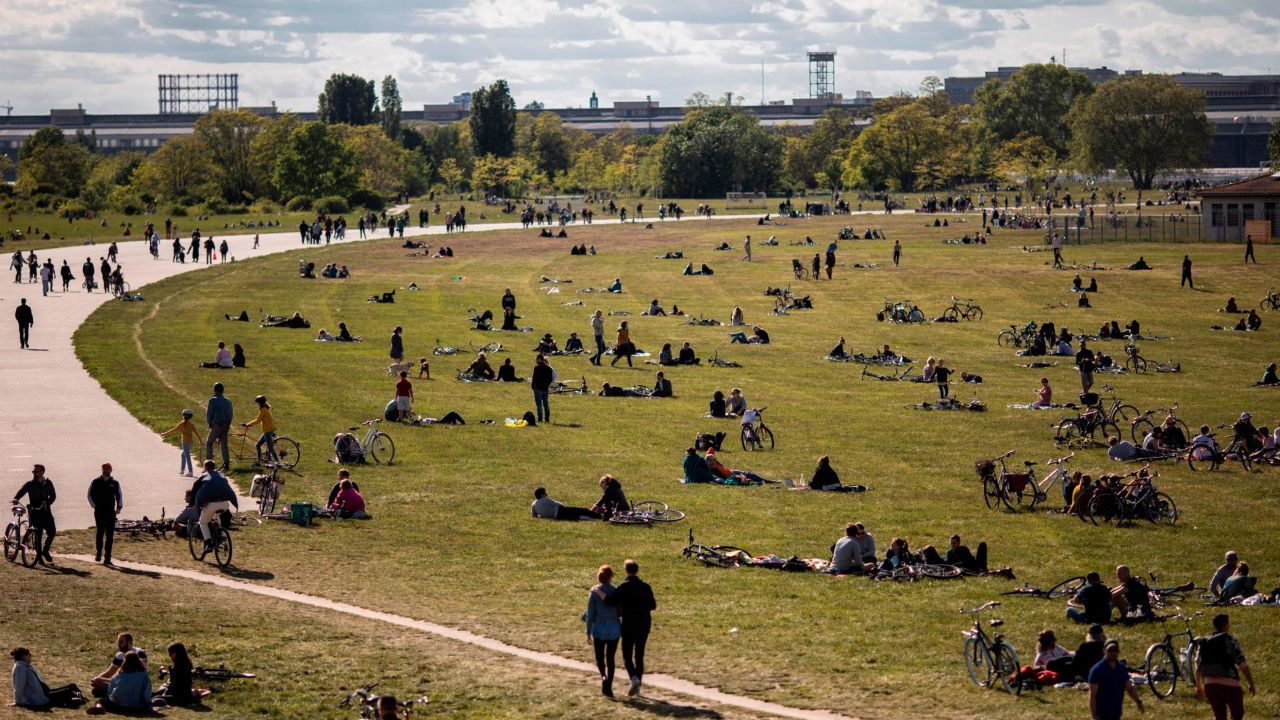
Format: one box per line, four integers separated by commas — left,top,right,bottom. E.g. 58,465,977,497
681,447,717,484
703,448,769,485
261,312,310,329
728,325,769,344
531,486,601,520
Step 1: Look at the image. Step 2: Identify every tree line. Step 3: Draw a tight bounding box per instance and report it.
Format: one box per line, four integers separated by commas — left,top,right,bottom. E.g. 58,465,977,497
4,65,1261,220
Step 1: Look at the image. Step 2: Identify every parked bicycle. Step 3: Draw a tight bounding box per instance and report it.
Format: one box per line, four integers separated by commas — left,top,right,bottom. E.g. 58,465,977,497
942,296,984,321
1185,426,1252,472
1144,612,1203,699
1086,467,1178,526
1260,288,1280,311
340,419,396,465
342,684,429,719
1124,343,1149,373
961,601,1020,694
4,503,38,568
740,407,774,451
250,463,285,516
1129,404,1190,444
608,500,686,525
996,321,1038,348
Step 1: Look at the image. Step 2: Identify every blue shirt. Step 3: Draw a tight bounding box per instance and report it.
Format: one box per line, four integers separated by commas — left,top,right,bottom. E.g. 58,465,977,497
108,669,153,710
206,393,233,426
584,584,621,640
194,470,239,508
1088,660,1131,719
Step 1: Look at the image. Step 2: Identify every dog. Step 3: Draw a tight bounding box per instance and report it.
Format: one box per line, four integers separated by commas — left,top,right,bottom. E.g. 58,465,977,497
417,357,431,379
387,360,415,376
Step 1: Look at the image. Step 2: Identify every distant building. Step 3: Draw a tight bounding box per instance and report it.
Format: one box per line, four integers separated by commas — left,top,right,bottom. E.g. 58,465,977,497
589,91,598,109
1198,172,1280,241
944,65,1134,106
451,92,472,111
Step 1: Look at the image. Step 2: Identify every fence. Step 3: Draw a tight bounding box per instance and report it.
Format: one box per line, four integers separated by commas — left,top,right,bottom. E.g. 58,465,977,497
1052,213,1206,244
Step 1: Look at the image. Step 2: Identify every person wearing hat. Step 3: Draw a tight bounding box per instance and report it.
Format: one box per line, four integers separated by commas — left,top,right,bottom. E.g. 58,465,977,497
536,333,558,354
87,463,122,565
1089,639,1144,720
1211,552,1240,598
1232,412,1260,453
160,409,200,476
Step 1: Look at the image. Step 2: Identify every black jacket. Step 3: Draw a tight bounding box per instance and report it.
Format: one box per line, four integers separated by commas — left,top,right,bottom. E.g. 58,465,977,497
15,304,33,325
14,478,55,511
88,476,122,516
603,575,656,629
531,363,554,390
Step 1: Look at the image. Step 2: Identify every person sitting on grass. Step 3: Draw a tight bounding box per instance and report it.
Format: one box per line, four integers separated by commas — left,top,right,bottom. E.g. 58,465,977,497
464,352,496,380
1161,416,1189,449
564,332,583,353
152,643,194,708
658,343,674,366
1066,572,1112,624
501,307,519,331
728,325,770,344
1034,377,1053,407
591,475,629,519
667,342,696,365
1128,256,1151,270
262,312,310,329
1258,363,1278,386
828,336,848,360
1078,292,1091,308
536,333,558,354
330,479,368,519
1034,629,1072,668
726,388,746,417
943,535,986,573
1222,297,1241,313
808,455,856,492
10,647,84,709
232,343,246,368
652,371,673,398
1110,564,1154,620
1218,563,1258,603
1107,435,1139,461
316,328,337,342
497,358,519,382
1047,624,1106,681
1054,335,1074,355
531,487,601,520
645,299,666,316
1067,475,1095,517
827,523,867,575
607,278,622,293
878,537,918,573
682,447,717,484
708,390,727,418
87,651,150,715
200,341,234,368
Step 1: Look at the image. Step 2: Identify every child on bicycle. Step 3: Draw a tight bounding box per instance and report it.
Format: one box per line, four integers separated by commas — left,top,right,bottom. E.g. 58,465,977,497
243,395,278,465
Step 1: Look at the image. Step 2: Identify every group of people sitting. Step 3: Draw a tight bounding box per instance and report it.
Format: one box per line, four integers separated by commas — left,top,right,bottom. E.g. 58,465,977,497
657,342,699,366
1071,274,1099,293
682,262,714,276
681,446,769,485
538,227,570,238
319,263,349,278
707,388,748,418
568,243,595,255
316,323,362,342
199,341,246,369
535,332,584,354
827,523,994,577
530,475,632,521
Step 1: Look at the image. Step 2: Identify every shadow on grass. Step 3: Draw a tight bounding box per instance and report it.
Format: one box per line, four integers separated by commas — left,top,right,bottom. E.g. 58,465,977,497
44,564,93,578
221,566,274,580
105,564,162,579
623,696,722,718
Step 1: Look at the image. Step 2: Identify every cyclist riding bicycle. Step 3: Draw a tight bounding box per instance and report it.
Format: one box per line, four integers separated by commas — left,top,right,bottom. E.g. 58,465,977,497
193,460,237,556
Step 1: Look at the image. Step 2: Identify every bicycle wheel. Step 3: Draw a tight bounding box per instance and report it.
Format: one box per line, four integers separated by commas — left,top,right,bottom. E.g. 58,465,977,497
273,436,301,470
1112,404,1140,426
369,432,396,464
187,522,202,561
1088,492,1121,526
917,564,962,579
968,306,984,321
260,483,279,516
18,527,38,568
982,476,1003,510
686,546,733,567
1228,445,1252,472
757,426,774,450
1056,419,1082,443
652,509,685,522
1149,492,1179,525
740,426,754,451
1186,445,1218,472
1046,575,1087,599
1126,356,1148,373
1098,420,1122,443
1130,418,1155,443
1144,643,1178,698
631,501,669,515
3,523,19,563
963,637,991,688
942,307,959,322
997,331,1017,347
995,478,1016,512
992,642,1020,694
213,528,233,568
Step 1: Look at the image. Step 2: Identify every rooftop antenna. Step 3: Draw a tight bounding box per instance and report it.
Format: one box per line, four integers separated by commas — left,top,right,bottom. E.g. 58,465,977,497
761,57,765,106
1,101,13,116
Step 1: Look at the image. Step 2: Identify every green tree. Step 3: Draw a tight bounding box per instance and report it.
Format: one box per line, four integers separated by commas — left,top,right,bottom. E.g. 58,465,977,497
562,147,606,192
1069,74,1213,190
421,121,473,186
529,112,572,178
470,79,516,157
470,154,510,195
332,124,422,197
685,91,712,108
995,134,1060,193
783,108,857,188
273,121,359,200
974,63,1094,158
133,135,214,201
317,73,378,125
658,107,783,196
841,101,949,191
380,75,402,140
437,157,464,193
16,127,94,197
194,109,265,203
247,113,301,201
0,154,15,181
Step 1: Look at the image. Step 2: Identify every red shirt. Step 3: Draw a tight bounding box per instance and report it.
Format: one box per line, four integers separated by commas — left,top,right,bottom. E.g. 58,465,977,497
395,379,412,397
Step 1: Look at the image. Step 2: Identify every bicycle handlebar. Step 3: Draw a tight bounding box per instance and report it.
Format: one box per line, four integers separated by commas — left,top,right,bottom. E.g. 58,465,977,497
1047,452,1075,465
961,601,1000,614
342,683,378,705
994,449,1015,460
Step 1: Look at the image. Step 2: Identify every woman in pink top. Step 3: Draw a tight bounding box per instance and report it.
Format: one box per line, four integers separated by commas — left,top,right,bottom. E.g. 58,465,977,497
330,479,367,518
1035,377,1052,407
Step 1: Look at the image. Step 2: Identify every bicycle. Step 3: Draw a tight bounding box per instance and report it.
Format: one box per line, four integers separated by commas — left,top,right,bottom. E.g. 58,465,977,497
996,321,1038,348
4,503,38,568
881,562,963,581
342,684,430,719
682,531,751,568
187,513,233,569
608,500,686,525
978,450,1037,510
110,280,131,297
114,511,170,541
1024,453,1074,510
1086,468,1178,526
1124,343,1149,373
1129,404,1190,444
251,463,285,516
792,260,809,281
549,376,593,394
861,364,914,381
342,419,396,464
960,601,1020,694
942,296,984,322
1001,576,1086,599
706,351,741,368
1144,612,1203,699
1260,288,1280,311
1185,427,1253,472
159,665,256,682
740,407,774,451
215,427,301,470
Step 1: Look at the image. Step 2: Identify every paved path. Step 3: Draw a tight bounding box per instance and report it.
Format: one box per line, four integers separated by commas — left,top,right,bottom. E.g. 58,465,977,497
58,553,856,720
1,210,781,528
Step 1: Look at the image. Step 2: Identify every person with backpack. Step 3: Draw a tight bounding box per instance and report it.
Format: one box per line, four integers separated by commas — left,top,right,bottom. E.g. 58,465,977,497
1196,613,1256,720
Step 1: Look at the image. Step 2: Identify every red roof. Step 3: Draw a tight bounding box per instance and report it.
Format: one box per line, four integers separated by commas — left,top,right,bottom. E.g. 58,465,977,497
1198,172,1280,197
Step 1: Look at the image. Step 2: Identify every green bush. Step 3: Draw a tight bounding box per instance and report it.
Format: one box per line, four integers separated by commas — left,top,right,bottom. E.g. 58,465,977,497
285,195,314,212
168,205,189,217
347,189,385,211
314,195,349,214
202,196,230,215
251,199,281,215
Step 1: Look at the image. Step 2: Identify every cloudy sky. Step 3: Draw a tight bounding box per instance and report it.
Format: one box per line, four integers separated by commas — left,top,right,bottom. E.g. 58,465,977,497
0,0,1276,115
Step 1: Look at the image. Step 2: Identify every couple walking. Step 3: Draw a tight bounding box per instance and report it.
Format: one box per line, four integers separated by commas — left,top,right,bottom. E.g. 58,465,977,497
584,559,656,698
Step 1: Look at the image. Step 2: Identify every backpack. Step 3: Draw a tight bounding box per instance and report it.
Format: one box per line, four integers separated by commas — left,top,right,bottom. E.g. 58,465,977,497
334,433,365,464
694,431,726,451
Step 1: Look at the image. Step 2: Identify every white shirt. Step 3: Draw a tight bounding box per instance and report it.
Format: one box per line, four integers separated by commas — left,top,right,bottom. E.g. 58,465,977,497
214,347,233,367
741,409,759,427
590,314,603,336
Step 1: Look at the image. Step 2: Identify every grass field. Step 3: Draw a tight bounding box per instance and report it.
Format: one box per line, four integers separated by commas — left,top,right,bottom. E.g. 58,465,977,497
8,209,1279,718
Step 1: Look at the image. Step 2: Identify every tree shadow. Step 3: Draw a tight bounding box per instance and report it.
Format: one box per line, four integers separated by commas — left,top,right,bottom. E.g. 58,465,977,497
622,697,722,718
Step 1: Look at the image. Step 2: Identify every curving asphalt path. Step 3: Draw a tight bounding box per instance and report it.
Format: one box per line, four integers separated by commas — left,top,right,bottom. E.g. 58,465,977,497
2,210,785,528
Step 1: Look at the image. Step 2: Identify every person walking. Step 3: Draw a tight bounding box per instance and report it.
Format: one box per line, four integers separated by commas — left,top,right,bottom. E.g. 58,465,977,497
1088,640,1144,720
1244,235,1256,264
1052,233,1064,268
1195,613,1256,720
610,321,633,368
15,298,33,349
602,559,656,697
1181,255,1193,289
584,565,621,697
204,383,233,471
589,310,605,366
219,239,229,263
59,261,73,292
394,371,413,421
824,243,836,280
811,253,820,280
390,326,405,364
531,354,553,423
83,257,96,291
12,464,56,565
742,235,752,262
87,463,122,565
892,239,901,267
160,409,199,476
39,261,52,297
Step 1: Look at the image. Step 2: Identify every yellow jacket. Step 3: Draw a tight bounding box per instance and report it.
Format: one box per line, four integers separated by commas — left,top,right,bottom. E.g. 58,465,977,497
161,419,199,444
246,407,276,434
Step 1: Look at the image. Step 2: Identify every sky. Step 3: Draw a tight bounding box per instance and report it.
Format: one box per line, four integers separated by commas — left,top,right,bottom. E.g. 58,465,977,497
0,0,1277,115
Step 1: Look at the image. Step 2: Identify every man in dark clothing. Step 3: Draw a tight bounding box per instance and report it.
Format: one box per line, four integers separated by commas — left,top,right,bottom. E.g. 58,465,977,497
390,326,404,363
1067,572,1112,624
501,288,516,314
602,559,657,697
82,258,95,290
205,383,234,471
1181,255,1193,289
87,463,123,565
15,298,33,348
99,258,111,289
591,475,628,519
1244,234,1256,264
530,354,553,423
12,465,56,564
